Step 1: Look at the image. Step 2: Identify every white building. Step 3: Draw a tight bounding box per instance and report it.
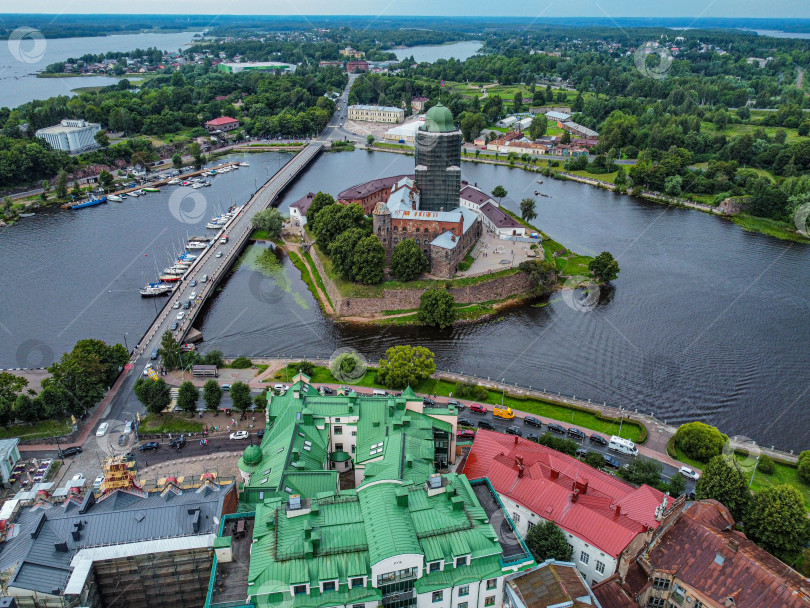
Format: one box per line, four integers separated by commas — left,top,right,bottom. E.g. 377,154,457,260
383,118,425,143
515,117,533,131
496,116,518,128
348,104,405,123
35,119,101,153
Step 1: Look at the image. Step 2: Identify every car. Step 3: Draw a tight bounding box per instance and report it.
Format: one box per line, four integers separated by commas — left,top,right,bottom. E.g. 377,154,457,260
201,274,208,282
274,383,288,392
523,416,543,427
221,383,231,391
139,441,160,452
96,422,109,436
447,399,460,407
423,397,435,406
183,301,191,309
59,446,82,458
93,475,105,490
319,386,334,395
257,429,265,439
118,434,128,446
170,322,179,331
172,301,181,309
547,423,566,434
458,418,475,427
526,433,539,442
457,429,476,440
477,420,495,430
189,292,197,300
230,431,250,441
679,466,701,481
469,403,487,414
567,427,586,440
603,455,621,469
505,426,523,436
589,434,608,446
190,279,197,287
169,435,186,449
176,311,185,320
142,363,153,376
576,448,589,458
216,251,223,258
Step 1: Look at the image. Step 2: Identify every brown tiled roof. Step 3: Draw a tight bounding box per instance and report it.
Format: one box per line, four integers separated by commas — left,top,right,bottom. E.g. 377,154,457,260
459,185,492,206
290,192,316,215
645,500,810,608
507,562,598,608
478,202,523,230
592,576,639,608
337,175,412,201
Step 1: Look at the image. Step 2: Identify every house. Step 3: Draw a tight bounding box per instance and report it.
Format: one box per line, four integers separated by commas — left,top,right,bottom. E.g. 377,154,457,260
504,560,602,608
411,96,429,112
0,438,20,486
478,203,526,238
204,116,240,133
346,60,369,73
545,110,571,125
289,192,315,226
592,500,810,608
497,116,518,128
562,121,598,139
347,104,404,123
340,46,365,59
515,117,533,131
462,430,671,586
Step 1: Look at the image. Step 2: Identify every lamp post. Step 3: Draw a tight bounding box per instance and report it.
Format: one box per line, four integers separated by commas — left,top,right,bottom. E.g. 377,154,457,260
618,408,624,438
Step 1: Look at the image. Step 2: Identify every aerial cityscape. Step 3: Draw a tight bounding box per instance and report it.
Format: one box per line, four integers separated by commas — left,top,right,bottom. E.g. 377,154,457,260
0,3,808,607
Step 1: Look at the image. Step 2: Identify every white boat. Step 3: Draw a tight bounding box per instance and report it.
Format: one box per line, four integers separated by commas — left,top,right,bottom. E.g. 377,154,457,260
192,181,209,189
19,212,35,217
108,195,123,202
239,162,250,167
186,241,208,250
206,222,226,229
168,178,181,185
128,191,140,197
162,268,186,276
140,283,173,297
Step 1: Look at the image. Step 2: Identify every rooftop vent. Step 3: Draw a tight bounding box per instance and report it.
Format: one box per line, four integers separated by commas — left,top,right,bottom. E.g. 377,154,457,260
428,474,443,489
714,553,725,566
289,494,302,510
54,541,68,552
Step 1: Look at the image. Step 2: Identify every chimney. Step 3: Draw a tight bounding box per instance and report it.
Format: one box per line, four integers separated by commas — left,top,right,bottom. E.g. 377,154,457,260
518,465,525,478
575,478,589,495
451,234,456,242
550,469,559,481
513,435,519,445
515,455,524,467
571,488,580,503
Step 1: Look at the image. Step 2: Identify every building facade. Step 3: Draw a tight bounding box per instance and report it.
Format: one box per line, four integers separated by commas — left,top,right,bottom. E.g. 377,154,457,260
35,119,101,153
0,438,20,487
346,60,369,73
205,116,240,132
338,174,414,214
289,192,315,226
348,105,404,123
414,104,462,213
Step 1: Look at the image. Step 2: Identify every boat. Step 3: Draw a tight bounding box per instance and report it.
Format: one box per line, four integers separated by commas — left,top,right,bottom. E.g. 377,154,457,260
191,181,207,189
536,179,544,184
140,282,173,297
159,274,182,282
120,193,127,199
185,242,208,250
108,195,123,202
239,162,250,167
143,187,160,193
168,178,181,185
207,170,217,176
182,181,192,186
128,191,140,198
71,195,107,210
136,189,147,195
19,212,35,217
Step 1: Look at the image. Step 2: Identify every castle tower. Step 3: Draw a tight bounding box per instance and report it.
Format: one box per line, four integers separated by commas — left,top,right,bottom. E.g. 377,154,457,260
372,201,392,257
414,104,462,212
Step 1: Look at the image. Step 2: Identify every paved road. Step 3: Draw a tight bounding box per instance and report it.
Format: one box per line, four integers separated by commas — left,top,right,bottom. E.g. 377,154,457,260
318,73,364,143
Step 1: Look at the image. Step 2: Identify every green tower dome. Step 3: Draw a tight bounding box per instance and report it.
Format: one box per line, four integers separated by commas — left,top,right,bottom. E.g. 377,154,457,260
423,103,455,132
242,444,262,466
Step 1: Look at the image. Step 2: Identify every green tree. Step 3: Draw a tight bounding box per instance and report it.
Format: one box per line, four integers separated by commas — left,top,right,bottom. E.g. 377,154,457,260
330,227,367,281
491,185,507,203
512,91,523,113
177,380,200,414
313,203,366,250
172,153,183,170
391,239,428,281
203,379,222,412
536,433,578,456
352,235,385,285
588,251,620,283
529,115,548,140
71,180,82,199
0,372,28,414
55,169,68,200
133,377,171,415
797,451,810,484
674,421,727,462
667,472,687,497
94,130,110,149
1,196,12,215
418,287,456,328
254,389,268,410
230,381,252,414
619,458,663,487
13,393,41,424
252,208,283,238
694,456,751,521
230,356,253,369
614,165,627,190
187,142,204,170
584,451,606,470
664,175,683,196
746,485,810,561
572,91,584,112
331,352,365,383
159,331,183,370
524,521,573,562
560,129,571,145
757,454,775,475
306,192,335,225
366,134,375,146
460,112,486,142
376,345,436,389
520,197,537,222
40,180,50,201
98,170,114,192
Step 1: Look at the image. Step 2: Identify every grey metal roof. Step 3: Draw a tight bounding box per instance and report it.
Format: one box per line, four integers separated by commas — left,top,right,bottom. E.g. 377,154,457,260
0,438,18,460
0,482,234,595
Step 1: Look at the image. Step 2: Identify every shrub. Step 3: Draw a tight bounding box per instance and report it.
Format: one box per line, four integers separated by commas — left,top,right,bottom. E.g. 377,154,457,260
674,421,727,462
757,454,775,475
798,451,810,484
454,382,489,402
291,360,315,376
230,356,253,369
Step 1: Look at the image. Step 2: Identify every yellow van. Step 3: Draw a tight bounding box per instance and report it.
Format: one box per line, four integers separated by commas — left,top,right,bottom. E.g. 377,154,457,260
493,406,514,420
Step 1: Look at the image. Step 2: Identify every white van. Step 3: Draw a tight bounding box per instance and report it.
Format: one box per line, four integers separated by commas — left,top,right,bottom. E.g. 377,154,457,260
608,436,638,456
372,389,387,397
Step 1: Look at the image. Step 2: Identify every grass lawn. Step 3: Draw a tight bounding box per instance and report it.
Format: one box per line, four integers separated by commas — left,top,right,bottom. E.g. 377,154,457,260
373,142,414,152
0,420,72,441
731,214,810,243
250,229,270,240
288,250,325,311
303,250,334,309
701,121,807,143
570,169,618,183
140,413,203,434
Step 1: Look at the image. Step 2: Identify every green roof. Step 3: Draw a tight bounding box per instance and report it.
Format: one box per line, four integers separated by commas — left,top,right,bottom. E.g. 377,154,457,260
330,450,351,462
422,103,456,133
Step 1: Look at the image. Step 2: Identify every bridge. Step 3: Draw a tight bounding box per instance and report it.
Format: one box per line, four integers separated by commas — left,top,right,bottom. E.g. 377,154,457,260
130,142,323,368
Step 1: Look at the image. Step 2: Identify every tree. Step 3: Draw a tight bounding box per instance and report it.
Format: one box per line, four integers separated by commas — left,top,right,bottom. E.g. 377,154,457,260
391,239,428,281
352,236,385,285
177,380,200,414
40,180,50,201
254,389,268,410
133,377,171,415
561,129,571,145
520,197,537,222
572,91,584,112
203,379,222,412
694,456,751,521
619,458,663,487
159,331,183,370
306,192,335,225
512,91,523,113
72,180,82,199
491,185,507,203
13,394,41,424
418,287,456,328
312,203,366,250
584,451,606,470
664,175,683,196
172,153,183,170
746,485,810,561
667,472,687,497
460,112,486,142
98,169,114,192
252,208,283,238
614,165,627,190
366,134,375,146
536,433,578,456
330,227,367,280
0,372,28,414
757,454,775,475
797,451,810,484
55,169,68,200
588,251,620,283
674,421,727,462
529,115,548,140
376,345,436,389
94,130,110,149
230,381,252,414
524,521,573,562
187,142,204,169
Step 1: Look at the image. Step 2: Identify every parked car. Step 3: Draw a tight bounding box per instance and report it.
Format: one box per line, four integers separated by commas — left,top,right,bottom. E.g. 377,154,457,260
96,422,109,436
457,429,476,440
477,420,495,430
603,455,621,469
567,427,586,440
139,442,160,452
169,435,186,449
423,397,435,406
679,466,701,481
589,434,608,446
458,418,475,427
59,446,82,458
526,433,539,442
447,399,460,407
547,423,566,434
523,416,543,427
93,475,105,490
274,383,288,392
320,386,334,395
576,448,589,458
505,426,523,436
469,403,487,414
118,434,128,446
230,431,250,441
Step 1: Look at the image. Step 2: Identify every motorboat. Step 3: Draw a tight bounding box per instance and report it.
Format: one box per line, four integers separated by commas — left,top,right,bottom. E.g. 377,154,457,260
159,274,182,282
168,178,181,185
108,195,123,202
70,195,107,209
143,187,160,193
128,191,140,197
140,283,172,297
192,181,208,189
186,241,208,250
239,161,250,167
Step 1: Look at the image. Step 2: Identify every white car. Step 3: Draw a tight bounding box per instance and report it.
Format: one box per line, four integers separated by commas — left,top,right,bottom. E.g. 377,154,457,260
229,431,250,441
176,311,185,320
142,363,153,376
274,383,288,392
172,301,181,309
678,466,701,481
216,251,223,258
188,291,197,300
93,475,105,490
96,422,109,436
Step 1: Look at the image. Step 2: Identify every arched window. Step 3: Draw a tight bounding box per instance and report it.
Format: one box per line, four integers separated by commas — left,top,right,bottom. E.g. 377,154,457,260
393,225,398,231
416,239,421,245
393,238,398,244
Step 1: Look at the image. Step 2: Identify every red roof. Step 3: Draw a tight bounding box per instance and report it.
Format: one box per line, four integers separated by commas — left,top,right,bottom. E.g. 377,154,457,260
205,116,239,126
462,430,669,558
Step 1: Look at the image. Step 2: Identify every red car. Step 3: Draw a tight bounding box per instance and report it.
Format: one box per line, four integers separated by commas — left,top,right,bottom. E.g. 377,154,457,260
457,429,476,440
469,403,487,414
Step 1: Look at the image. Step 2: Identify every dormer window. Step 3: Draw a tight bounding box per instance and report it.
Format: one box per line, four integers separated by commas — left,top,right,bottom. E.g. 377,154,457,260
428,560,442,573
292,584,308,596
455,555,468,568
321,580,338,593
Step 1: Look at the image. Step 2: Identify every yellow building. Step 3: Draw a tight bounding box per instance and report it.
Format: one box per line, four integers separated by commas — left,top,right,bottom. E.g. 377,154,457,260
348,104,405,123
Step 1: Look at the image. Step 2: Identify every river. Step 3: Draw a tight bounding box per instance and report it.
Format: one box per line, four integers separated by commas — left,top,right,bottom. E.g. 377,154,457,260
386,41,483,63
1,149,808,452
0,31,200,108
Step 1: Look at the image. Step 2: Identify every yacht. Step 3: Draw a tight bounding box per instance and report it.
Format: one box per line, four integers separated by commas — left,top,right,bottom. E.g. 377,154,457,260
192,181,209,189
159,274,182,282
239,161,250,167
140,282,172,297
186,241,208,250
128,191,140,198
108,195,123,202
168,178,181,185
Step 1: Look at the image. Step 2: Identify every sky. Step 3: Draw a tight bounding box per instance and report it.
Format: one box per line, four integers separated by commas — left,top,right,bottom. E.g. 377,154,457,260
5,0,810,19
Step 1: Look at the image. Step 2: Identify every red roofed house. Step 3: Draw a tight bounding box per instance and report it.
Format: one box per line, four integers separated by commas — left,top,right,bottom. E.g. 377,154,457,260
204,116,240,133
462,430,672,587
